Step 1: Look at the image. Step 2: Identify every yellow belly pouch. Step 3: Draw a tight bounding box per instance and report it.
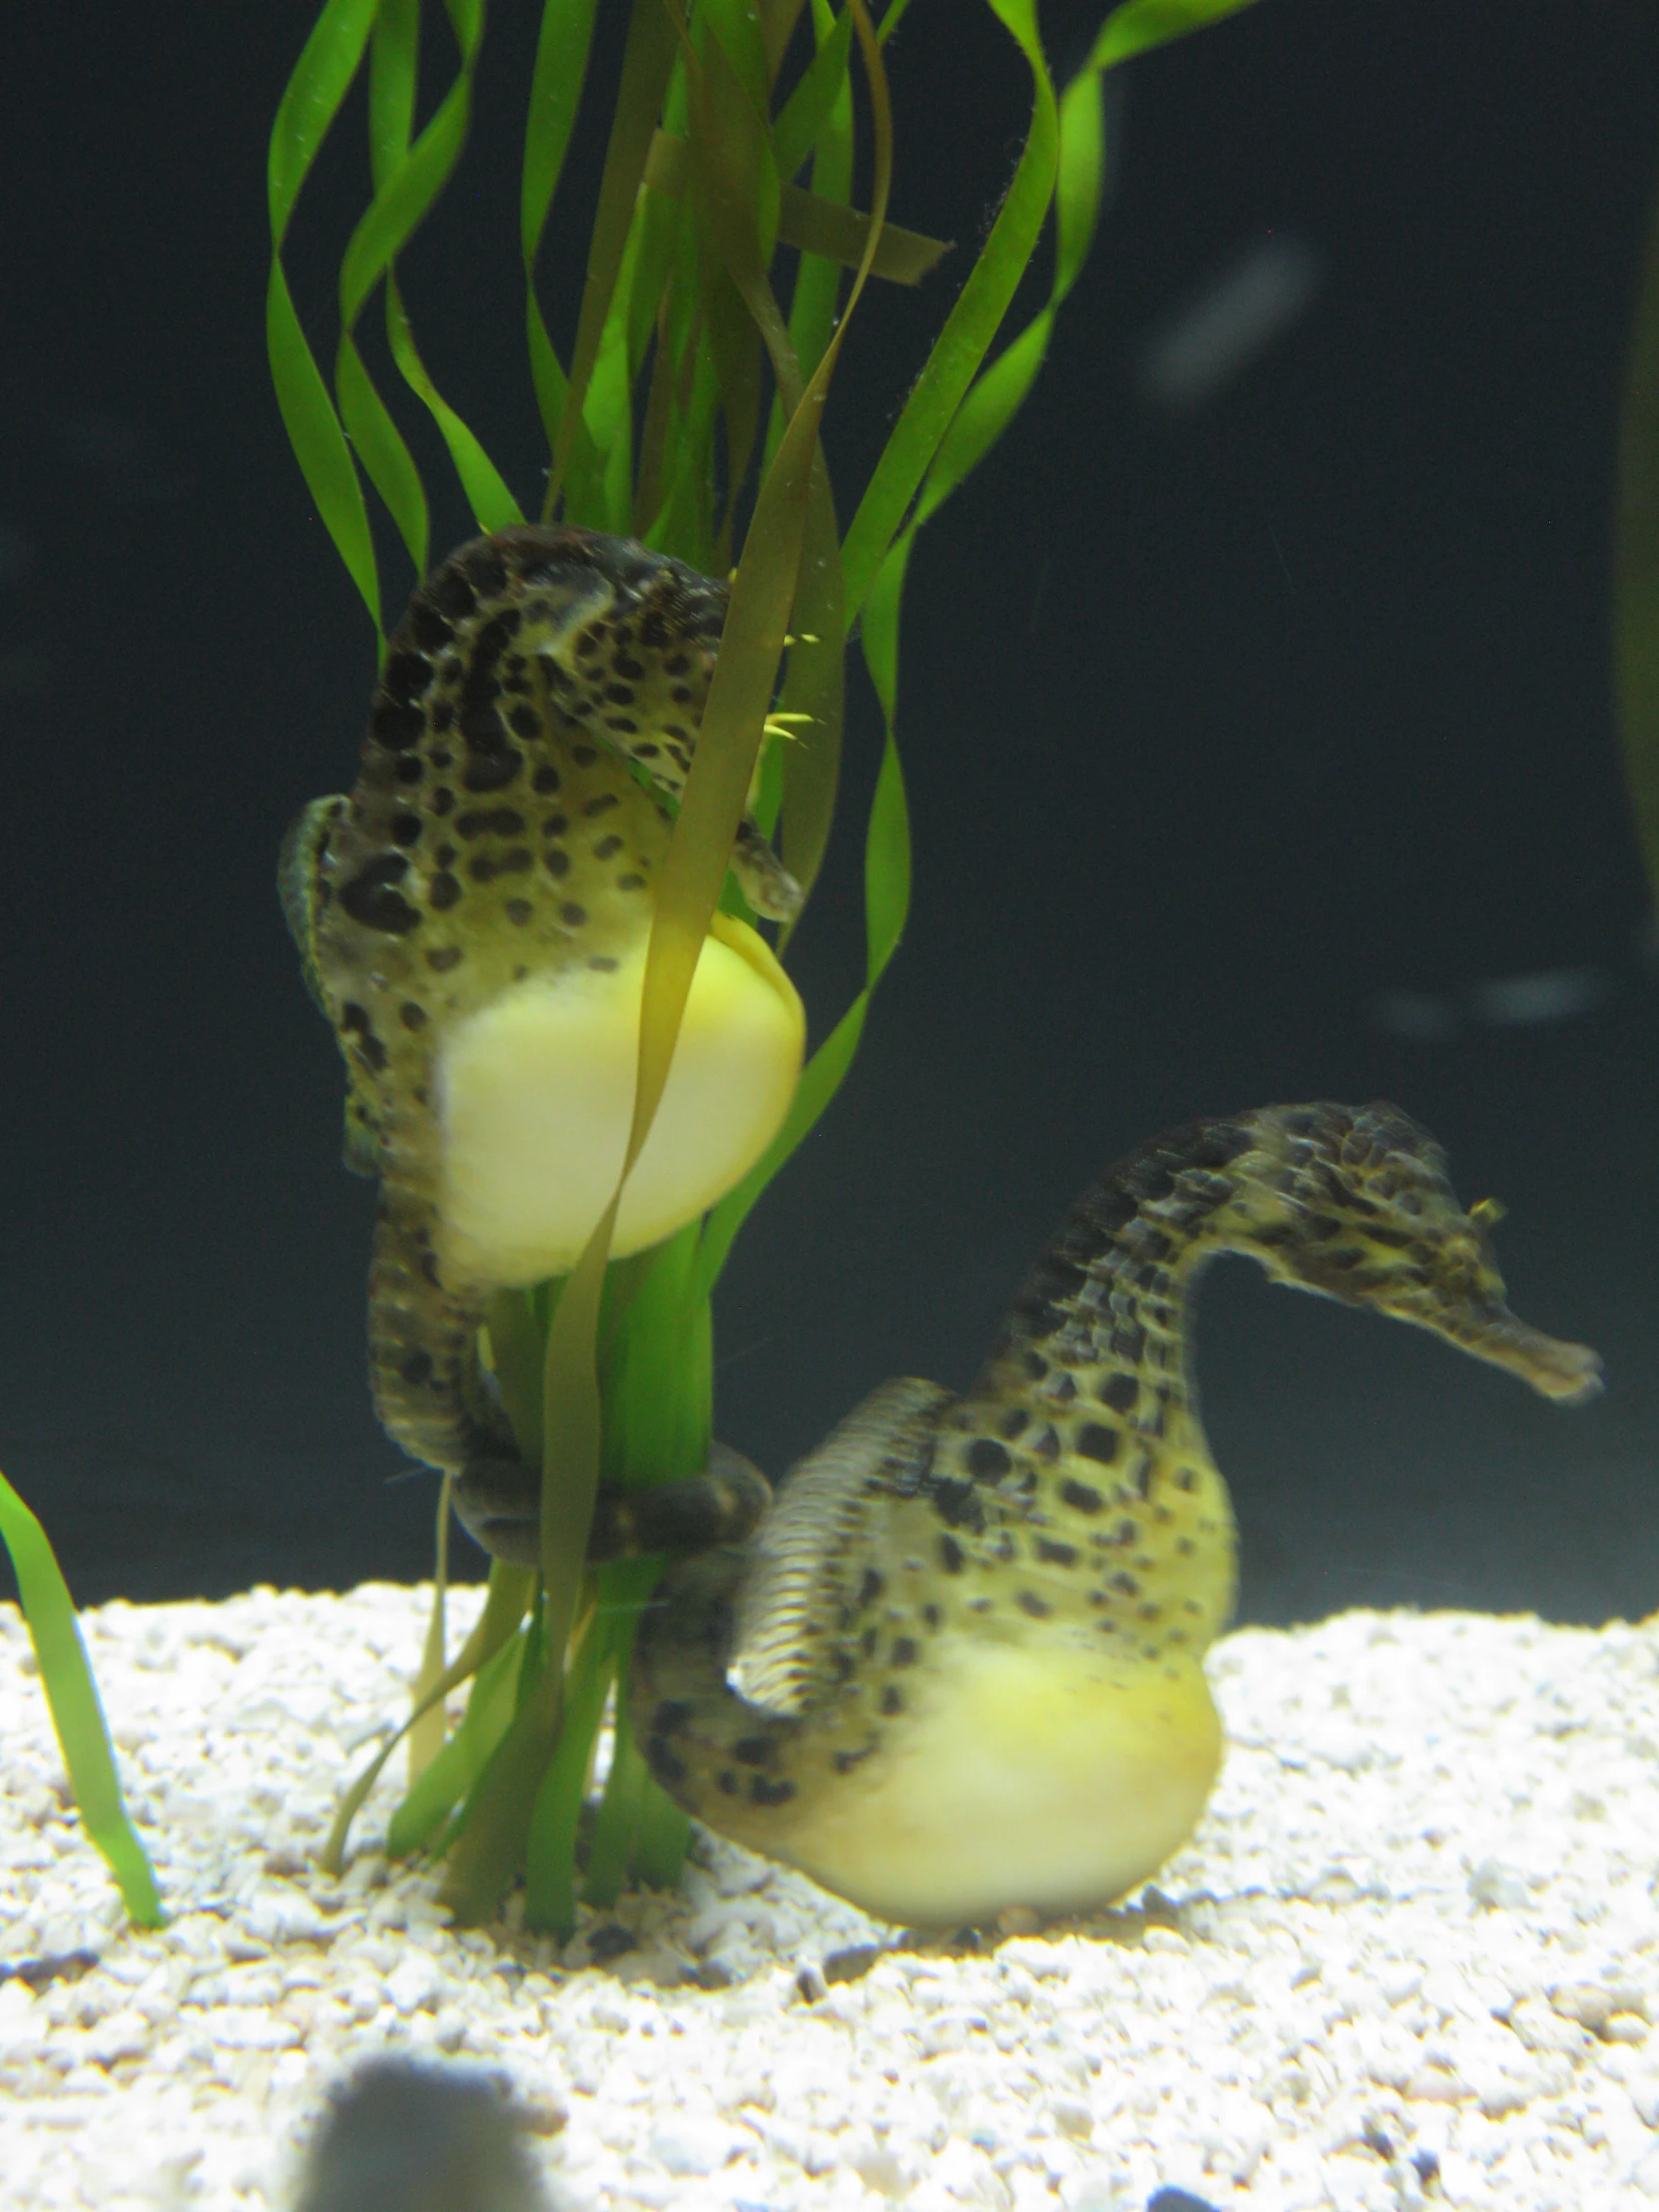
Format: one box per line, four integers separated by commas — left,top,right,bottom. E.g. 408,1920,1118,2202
435,914,804,1283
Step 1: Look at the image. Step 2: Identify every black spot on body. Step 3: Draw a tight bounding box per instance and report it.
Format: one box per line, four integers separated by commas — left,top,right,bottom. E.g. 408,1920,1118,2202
731,1734,775,1768
1098,1373,1138,1415
339,853,421,935
879,1686,904,1717
965,1437,1011,1481
371,699,426,751
1016,1590,1052,1619
380,650,432,705
647,1742,687,1787
408,600,453,654
399,1001,427,1030
399,1350,434,1385
889,1638,918,1668
460,746,522,795
931,1478,985,1533
455,807,524,839
1134,1159,1178,1203
429,871,461,910
1035,1538,1078,1568
459,544,508,598
1076,1423,1120,1464
750,1775,795,1807
430,565,478,621
938,1533,965,1574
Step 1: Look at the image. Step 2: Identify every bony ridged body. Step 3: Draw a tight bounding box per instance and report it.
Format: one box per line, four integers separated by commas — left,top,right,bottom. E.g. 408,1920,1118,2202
632,1100,1602,1928
281,526,803,1564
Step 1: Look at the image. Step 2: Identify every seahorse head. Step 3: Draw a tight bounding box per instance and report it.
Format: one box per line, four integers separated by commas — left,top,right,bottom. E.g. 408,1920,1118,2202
1245,1099,1603,1404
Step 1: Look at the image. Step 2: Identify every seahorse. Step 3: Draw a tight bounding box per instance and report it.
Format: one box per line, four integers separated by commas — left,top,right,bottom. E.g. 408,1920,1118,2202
631,1100,1602,1928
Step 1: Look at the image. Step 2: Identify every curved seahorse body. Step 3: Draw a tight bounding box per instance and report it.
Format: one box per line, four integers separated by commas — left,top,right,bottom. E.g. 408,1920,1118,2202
631,1101,1602,1928
282,528,802,1562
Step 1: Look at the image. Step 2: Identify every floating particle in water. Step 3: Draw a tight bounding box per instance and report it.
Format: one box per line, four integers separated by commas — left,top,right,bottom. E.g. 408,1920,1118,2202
1467,966,1609,1026
1134,233,1323,411
1370,987,1461,1042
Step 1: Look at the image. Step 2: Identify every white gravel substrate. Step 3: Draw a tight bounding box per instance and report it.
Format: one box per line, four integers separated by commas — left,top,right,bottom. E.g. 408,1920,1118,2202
4,1588,1659,2212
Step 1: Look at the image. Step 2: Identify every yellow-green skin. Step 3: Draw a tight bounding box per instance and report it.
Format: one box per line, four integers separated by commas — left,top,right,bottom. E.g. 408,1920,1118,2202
632,1100,1603,1929
281,526,795,1562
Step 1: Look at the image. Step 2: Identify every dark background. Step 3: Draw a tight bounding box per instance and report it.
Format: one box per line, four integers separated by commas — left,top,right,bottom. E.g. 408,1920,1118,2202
3,1,1656,1625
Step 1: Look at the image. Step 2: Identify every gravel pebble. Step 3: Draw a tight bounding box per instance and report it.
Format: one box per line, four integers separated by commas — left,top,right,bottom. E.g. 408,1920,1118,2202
3,1587,1659,2208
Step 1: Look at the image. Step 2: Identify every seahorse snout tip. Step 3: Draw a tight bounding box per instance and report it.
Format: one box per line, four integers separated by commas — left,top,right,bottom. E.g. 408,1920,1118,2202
1526,1339,1605,1407
1448,1301,1604,1405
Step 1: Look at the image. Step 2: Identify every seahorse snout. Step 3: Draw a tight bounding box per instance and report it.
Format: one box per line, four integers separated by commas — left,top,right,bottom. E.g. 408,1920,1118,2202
1442,1297,1605,1405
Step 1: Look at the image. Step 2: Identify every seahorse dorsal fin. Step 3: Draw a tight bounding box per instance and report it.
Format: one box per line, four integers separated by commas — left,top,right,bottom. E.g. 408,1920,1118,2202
727,1377,953,1719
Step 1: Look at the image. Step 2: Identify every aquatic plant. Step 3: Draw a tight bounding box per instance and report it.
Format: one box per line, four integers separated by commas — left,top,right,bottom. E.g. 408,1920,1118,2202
0,0,1260,1931
278,0,1276,1936
0,1469,160,1926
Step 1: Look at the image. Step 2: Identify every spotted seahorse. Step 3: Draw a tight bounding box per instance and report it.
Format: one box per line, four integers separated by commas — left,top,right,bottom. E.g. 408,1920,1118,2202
281,526,804,1562
631,1100,1602,1928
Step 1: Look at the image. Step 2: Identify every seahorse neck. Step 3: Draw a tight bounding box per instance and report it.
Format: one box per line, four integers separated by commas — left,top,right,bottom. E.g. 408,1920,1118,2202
964,1112,1277,1452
